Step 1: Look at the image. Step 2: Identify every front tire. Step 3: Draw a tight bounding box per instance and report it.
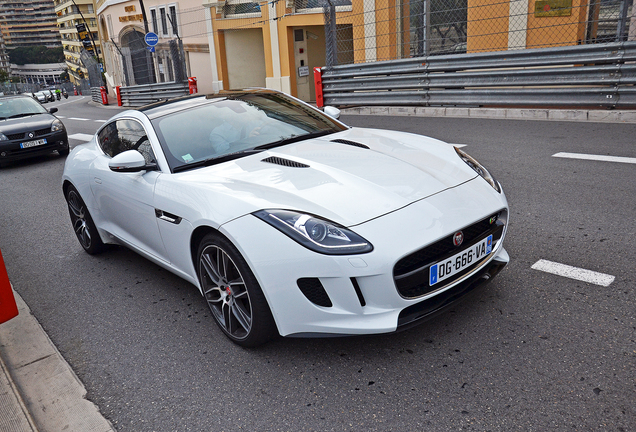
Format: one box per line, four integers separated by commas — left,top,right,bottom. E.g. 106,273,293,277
65,185,105,254
197,233,277,347
58,143,70,156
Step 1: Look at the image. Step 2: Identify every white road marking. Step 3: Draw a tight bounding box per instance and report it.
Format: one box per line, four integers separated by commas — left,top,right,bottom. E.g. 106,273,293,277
68,133,94,142
531,259,615,287
67,117,90,121
553,152,636,164
451,144,467,148
94,119,107,123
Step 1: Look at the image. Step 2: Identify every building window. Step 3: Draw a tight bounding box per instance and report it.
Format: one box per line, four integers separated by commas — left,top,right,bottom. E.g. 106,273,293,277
150,8,158,34
222,0,261,18
168,5,178,35
160,7,168,36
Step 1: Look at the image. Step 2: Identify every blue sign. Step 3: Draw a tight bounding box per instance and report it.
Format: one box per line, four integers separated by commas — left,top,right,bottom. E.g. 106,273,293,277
146,46,155,53
144,32,159,46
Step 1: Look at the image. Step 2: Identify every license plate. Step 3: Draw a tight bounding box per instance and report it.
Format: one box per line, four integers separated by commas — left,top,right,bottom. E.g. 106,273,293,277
20,138,47,149
429,234,493,286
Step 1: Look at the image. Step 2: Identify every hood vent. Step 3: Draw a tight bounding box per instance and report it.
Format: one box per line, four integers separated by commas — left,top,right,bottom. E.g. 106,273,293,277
262,156,310,168
331,139,370,149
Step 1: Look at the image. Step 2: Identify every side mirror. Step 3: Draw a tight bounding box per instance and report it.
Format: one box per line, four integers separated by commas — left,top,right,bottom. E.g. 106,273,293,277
109,150,156,173
49,107,58,114
323,106,340,119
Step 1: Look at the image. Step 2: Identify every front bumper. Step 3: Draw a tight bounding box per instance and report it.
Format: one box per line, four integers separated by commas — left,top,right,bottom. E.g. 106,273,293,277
220,177,509,337
0,130,68,164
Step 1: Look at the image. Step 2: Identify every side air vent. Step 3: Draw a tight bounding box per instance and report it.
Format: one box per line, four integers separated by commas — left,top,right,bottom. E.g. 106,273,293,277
330,139,370,149
262,156,310,168
297,278,332,307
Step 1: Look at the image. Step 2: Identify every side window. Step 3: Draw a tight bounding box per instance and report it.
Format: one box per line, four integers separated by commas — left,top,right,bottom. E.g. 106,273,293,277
97,119,156,164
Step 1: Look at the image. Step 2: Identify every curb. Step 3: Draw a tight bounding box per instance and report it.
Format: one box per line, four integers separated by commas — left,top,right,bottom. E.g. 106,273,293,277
0,351,36,432
0,288,115,432
340,106,636,123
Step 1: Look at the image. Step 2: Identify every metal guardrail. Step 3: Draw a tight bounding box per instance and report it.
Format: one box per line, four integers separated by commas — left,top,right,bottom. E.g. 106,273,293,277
90,87,102,104
118,81,190,107
318,42,636,109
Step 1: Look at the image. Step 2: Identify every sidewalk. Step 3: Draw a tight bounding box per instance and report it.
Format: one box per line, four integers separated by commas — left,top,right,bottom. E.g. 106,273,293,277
0,288,114,432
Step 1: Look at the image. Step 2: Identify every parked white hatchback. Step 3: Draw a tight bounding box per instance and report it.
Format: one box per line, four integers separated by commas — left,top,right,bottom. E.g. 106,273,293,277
62,89,509,346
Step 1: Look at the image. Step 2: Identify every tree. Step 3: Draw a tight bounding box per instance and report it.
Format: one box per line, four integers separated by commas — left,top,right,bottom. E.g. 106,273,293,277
0,70,9,82
8,46,64,65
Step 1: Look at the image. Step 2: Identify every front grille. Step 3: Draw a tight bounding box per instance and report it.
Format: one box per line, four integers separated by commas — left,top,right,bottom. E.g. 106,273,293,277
34,127,50,137
297,278,332,307
393,211,505,298
7,132,25,140
7,128,50,141
5,142,58,156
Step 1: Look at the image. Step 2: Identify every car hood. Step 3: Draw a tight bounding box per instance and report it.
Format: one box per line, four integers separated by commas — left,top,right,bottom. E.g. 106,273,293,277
167,128,478,227
0,114,54,134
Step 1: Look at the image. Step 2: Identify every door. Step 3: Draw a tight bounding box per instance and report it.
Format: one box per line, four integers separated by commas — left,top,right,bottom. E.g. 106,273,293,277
90,119,168,261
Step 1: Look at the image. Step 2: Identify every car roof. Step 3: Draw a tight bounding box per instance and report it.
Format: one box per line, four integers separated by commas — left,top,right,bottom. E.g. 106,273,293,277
138,88,281,120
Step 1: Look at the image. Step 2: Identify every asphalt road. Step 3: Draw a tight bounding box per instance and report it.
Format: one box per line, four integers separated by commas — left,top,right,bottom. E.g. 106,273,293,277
0,97,634,431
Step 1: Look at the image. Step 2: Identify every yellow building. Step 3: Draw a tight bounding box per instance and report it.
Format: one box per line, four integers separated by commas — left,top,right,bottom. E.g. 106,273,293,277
54,0,101,85
204,0,395,101
468,0,597,53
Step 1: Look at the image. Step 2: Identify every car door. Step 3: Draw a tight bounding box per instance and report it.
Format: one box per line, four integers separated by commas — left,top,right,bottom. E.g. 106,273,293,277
90,118,168,261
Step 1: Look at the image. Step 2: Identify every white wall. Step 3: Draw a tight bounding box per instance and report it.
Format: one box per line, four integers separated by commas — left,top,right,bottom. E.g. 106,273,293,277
187,51,214,93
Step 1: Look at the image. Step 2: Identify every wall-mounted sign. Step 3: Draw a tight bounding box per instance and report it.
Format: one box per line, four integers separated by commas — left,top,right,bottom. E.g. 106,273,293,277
119,14,143,22
298,66,309,77
535,0,572,17
124,5,136,12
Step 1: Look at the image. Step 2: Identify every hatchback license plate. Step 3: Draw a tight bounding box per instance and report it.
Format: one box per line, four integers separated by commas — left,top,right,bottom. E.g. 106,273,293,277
20,138,47,149
429,234,493,286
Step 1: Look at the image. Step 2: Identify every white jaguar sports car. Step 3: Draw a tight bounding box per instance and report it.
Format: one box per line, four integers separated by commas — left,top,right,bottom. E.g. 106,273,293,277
62,89,509,346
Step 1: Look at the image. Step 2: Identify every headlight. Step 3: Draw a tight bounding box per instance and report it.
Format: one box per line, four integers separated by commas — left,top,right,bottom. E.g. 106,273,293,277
455,147,501,193
0,132,7,141
254,209,373,255
51,119,64,132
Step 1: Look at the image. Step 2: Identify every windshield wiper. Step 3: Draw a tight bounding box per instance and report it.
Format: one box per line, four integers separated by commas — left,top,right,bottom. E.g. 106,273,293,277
254,130,335,150
173,149,263,173
8,113,37,119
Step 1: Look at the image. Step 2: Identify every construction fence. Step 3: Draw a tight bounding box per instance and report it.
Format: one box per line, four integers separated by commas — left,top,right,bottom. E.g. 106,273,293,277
322,0,635,66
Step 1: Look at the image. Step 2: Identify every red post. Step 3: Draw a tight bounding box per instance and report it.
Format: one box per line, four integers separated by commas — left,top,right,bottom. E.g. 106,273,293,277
313,67,324,108
188,77,198,94
100,86,108,105
116,86,122,106
73,86,78,96
0,250,18,325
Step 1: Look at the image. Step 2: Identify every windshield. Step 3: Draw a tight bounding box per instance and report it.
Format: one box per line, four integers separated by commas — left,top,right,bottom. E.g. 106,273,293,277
151,92,347,172
0,97,48,120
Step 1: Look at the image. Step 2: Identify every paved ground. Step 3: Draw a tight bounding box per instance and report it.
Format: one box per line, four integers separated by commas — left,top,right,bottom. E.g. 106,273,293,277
0,101,634,430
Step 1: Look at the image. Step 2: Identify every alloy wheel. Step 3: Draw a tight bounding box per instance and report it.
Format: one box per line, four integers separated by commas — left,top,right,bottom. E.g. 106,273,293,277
199,245,252,340
67,190,92,249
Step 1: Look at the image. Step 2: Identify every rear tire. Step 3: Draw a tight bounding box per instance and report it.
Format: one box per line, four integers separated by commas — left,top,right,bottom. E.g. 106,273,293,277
197,232,277,347
65,185,105,254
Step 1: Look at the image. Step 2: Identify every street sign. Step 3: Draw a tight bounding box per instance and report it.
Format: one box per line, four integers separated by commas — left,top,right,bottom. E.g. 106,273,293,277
147,46,155,53
145,32,159,47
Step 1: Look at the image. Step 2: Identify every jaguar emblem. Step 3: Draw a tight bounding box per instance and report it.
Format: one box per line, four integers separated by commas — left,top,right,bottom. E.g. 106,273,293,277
453,231,464,247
